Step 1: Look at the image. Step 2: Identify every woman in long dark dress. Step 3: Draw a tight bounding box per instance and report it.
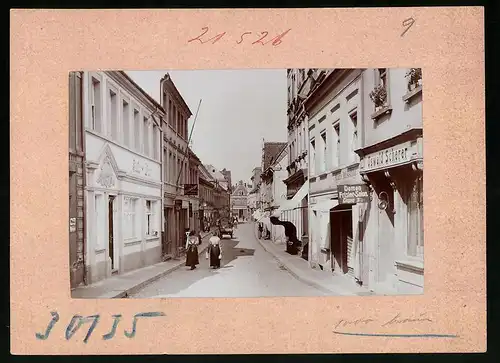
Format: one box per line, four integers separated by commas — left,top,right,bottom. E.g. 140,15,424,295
206,235,222,269
185,230,199,270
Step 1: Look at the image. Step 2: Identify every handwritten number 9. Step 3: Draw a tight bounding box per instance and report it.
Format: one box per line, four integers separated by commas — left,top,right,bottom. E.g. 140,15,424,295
401,18,415,37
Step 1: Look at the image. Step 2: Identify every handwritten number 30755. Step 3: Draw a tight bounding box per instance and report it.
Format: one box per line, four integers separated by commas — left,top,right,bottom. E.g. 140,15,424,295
188,27,292,46
35,311,165,343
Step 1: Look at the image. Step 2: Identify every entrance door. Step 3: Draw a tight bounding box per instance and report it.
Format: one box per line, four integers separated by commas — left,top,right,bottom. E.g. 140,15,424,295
108,195,117,272
342,210,353,275
330,208,352,274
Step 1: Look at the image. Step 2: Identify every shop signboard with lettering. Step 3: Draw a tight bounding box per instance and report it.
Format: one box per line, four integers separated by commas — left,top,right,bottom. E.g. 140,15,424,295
183,184,199,196
338,184,370,204
360,141,418,173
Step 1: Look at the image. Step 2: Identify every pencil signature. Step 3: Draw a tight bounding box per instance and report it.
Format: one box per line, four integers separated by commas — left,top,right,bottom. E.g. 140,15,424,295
333,313,458,338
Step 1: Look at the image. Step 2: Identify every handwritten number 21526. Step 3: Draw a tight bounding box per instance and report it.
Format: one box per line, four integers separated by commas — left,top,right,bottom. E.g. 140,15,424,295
188,27,292,46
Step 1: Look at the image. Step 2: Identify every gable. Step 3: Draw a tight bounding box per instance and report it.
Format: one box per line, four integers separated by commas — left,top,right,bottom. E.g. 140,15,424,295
95,144,124,188
232,184,248,196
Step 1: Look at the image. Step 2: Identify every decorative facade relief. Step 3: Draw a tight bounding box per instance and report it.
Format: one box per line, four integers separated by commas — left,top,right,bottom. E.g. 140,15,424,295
132,159,151,177
96,156,115,188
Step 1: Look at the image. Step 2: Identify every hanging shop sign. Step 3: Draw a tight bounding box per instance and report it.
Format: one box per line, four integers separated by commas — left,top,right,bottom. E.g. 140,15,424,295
183,183,199,196
338,184,370,204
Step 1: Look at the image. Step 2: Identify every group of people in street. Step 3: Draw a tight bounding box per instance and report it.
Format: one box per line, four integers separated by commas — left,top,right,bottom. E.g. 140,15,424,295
184,230,223,270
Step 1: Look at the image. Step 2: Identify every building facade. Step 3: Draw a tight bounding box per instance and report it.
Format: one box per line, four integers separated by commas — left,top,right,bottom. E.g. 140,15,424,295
161,73,192,258
69,71,86,288
198,163,217,226
356,68,423,294
278,69,327,254
199,164,231,223
231,181,250,220
247,186,259,218
187,148,201,233
305,69,364,281
260,144,288,244
260,142,287,237
303,68,424,295
83,71,164,284
248,167,262,218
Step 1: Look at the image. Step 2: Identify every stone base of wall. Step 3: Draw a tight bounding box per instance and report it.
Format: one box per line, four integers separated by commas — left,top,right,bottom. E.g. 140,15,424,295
123,251,143,273
144,245,162,266
86,260,108,285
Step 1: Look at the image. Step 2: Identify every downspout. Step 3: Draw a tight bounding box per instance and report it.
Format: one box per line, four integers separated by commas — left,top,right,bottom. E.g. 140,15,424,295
358,70,365,285
159,116,164,255
80,71,88,285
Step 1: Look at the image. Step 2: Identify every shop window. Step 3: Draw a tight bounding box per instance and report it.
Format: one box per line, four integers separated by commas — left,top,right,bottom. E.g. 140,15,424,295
94,194,104,249
90,77,102,132
153,124,159,160
332,121,340,168
109,89,118,141
320,131,327,172
407,175,424,258
123,197,138,240
134,109,140,151
349,110,359,162
143,117,149,156
122,100,130,148
309,138,316,176
146,200,153,236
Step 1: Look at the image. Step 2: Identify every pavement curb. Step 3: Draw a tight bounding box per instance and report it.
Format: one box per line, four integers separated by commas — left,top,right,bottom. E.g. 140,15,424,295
251,223,354,296
113,232,213,298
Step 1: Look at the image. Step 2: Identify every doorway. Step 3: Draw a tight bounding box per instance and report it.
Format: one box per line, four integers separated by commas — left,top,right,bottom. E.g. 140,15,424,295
108,195,117,273
330,207,353,274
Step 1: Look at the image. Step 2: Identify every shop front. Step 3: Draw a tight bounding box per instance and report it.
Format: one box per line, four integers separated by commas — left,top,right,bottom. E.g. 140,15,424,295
358,135,424,294
309,164,368,284
274,180,309,256
85,143,162,284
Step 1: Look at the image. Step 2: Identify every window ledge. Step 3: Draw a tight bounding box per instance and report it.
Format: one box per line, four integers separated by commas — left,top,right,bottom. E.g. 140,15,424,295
402,85,422,103
146,235,159,241
124,239,141,246
371,105,393,120
395,259,424,274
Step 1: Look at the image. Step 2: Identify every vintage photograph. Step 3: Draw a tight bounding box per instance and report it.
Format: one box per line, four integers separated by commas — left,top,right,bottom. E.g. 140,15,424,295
68,68,423,299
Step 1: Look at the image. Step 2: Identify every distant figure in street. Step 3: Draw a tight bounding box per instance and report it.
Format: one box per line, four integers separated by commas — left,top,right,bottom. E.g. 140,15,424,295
258,223,263,239
206,234,222,269
185,230,199,270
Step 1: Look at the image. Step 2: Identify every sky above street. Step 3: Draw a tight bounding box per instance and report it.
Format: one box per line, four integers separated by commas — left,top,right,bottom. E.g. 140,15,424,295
126,69,288,184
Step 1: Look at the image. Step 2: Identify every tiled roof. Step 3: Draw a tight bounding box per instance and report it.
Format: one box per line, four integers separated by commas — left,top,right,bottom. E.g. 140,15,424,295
262,142,287,171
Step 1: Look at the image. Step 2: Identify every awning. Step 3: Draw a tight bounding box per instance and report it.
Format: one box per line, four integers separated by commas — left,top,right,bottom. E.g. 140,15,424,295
260,212,271,227
252,210,262,220
311,198,339,212
276,180,309,213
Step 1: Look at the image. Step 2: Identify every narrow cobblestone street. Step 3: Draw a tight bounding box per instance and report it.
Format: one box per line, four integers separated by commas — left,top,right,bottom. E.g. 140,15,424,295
130,223,327,298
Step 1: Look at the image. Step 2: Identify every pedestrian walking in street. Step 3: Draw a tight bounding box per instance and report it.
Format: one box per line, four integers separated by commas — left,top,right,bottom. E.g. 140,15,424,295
206,234,222,269
258,222,263,239
185,230,200,270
